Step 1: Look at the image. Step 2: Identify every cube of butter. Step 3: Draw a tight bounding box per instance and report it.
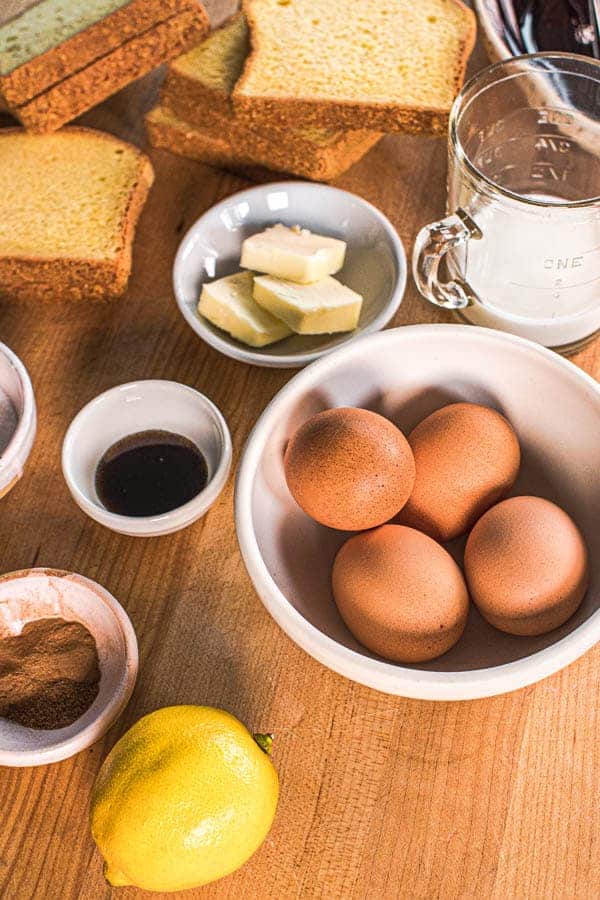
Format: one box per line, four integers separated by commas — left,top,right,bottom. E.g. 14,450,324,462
253,274,363,334
241,224,346,284
198,271,292,348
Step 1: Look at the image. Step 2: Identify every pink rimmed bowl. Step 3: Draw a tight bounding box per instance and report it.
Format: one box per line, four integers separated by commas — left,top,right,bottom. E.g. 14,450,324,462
0,569,138,767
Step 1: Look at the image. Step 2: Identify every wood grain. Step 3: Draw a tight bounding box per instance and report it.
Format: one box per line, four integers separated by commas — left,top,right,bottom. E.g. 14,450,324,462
1,5,599,899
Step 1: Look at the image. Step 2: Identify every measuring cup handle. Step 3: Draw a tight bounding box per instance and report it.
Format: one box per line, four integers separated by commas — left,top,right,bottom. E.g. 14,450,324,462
412,210,481,310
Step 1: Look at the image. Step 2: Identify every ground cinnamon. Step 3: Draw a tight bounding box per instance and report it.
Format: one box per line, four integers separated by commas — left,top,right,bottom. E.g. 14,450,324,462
0,617,100,730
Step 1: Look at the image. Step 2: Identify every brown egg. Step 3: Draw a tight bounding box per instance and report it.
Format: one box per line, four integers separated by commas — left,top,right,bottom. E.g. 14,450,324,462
400,402,520,541
332,524,469,662
284,407,415,531
464,496,589,636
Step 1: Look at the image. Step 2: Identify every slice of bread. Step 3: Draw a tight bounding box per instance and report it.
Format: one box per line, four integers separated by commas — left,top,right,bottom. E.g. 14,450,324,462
0,1,210,132
0,127,154,301
162,11,249,126
146,104,381,181
0,1,204,105
156,14,381,179
234,0,476,135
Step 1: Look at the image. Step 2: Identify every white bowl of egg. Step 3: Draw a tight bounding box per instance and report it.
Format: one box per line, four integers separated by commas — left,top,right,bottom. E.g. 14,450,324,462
173,181,406,368
235,324,600,700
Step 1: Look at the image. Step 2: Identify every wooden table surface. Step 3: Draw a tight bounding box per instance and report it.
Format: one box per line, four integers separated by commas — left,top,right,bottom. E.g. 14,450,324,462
1,4,599,898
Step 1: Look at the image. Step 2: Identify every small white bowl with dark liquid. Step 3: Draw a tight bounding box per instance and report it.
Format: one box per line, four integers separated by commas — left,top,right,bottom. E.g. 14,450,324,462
62,381,232,537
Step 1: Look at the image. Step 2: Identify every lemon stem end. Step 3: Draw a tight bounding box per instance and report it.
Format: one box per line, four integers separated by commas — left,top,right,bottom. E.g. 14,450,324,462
253,733,274,755
103,862,130,887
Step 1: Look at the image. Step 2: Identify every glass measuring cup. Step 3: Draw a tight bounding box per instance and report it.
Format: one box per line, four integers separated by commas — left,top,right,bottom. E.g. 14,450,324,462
413,53,600,350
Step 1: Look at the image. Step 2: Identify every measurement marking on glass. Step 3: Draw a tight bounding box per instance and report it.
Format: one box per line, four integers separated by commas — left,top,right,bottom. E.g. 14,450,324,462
537,108,575,127
530,162,570,182
509,273,600,291
534,135,573,154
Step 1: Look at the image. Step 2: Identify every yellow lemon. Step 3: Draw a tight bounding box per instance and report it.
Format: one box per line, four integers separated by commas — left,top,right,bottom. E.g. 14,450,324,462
90,705,279,892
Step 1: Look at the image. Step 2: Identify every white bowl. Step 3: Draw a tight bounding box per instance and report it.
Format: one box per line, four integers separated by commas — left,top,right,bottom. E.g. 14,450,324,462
0,342,36,499
235,325,600,701
173,181,406,368
0,568,138,767
473,0,512,61
62,381,232,537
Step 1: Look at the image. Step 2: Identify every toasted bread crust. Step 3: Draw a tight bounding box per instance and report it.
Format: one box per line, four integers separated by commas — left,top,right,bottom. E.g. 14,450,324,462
0,257,128,302
0,127,154,301
233,94,453,137
233,0,476,135
0,0,208,106
162,64,234,128
2,4,210,133
145,105,381,181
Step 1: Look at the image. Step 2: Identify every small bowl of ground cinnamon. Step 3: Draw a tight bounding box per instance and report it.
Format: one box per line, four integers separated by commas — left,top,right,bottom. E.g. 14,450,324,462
0,568,138,767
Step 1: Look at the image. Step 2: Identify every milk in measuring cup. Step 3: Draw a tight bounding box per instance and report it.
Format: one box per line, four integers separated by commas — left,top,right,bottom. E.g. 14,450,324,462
449,114,600,347
459,191,600,320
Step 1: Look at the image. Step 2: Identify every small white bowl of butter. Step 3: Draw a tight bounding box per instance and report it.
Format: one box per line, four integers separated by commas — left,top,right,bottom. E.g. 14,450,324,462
173,181,407,368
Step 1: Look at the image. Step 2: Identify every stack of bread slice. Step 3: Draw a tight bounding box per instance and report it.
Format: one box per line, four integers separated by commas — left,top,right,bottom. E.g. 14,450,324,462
145,13,382,181
146,0,476,181
0,0,210,133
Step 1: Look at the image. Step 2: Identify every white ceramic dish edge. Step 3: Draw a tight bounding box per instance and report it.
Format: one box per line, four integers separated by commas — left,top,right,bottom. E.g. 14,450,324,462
235,324,600,701
473,0,511,61
0,342,36,497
